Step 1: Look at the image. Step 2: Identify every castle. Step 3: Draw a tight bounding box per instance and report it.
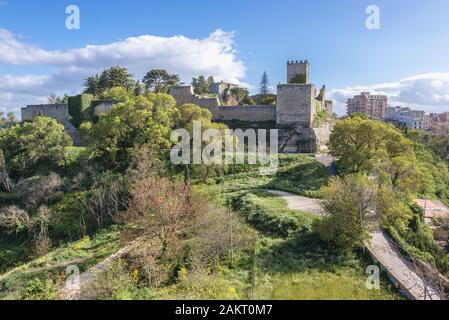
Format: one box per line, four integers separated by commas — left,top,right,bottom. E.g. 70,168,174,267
21,60,333,153
169,60,333,153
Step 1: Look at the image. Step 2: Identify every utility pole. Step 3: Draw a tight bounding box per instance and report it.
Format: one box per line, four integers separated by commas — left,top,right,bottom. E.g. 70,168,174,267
359,201,365,254
229,207,234,268
184,164,191,206
356,185,365,254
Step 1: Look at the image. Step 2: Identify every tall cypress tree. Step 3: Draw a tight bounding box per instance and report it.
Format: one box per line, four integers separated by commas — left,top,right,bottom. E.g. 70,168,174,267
260,71,270,95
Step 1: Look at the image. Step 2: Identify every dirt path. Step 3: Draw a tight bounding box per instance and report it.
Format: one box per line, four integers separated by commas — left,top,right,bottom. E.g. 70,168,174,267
59,236,145,300
266,189,445,300
266,190,322,215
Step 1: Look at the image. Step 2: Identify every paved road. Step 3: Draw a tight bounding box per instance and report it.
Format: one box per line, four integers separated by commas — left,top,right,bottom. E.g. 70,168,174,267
368,230,442,300
266,189,445,300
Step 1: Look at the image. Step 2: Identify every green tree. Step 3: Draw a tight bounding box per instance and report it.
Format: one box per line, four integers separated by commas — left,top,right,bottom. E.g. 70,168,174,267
207,76,215,87
81,93,179,170
134,80,143,96
192,75,209,95
48,93,69,104
0,117,73,178
0,112,16,129
100,86,132,101
175,103,213,128
142,69,181,93
330,117,415,174
84,67,135,96
242,96,256,106
316,174,378,251
230,87,250,104
84,74,101,96
174,103,231,180
0,149,12,192
98,66,135,92
260,71,270,95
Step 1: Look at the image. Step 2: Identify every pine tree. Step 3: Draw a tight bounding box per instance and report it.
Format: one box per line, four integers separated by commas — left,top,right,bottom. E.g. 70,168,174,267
83,74,101,96
134,81,143,96
193,75,209,95
98,66,135,92
207,76,215,87
260,71,270,95
142,69,181,93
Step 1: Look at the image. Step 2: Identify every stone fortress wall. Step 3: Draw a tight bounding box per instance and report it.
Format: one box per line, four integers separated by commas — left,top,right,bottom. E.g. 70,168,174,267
169,59,333,153
216,105,276,122
168,86,277,122
21,104,70,123
168,86,220,109
276,84,316,127
287,60,310,84
20,59,333,153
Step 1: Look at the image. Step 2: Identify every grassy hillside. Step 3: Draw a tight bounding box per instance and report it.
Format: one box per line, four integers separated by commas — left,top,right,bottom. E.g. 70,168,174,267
0,226,120,300
0,154,400,300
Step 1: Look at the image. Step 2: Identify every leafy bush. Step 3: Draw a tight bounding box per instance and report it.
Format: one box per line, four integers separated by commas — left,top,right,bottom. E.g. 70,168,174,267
0,117,72,179
80,260,136,300
49,191,88,241
21,278,59,300
385,204,449,276
16,173,64,209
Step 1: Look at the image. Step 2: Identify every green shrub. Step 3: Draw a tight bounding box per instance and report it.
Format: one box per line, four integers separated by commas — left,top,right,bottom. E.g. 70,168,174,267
21,278,59,300
49,191,88,241
80,260,136,300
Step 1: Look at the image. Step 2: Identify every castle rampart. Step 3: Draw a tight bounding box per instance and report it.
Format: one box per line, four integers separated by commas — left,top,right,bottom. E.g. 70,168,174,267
216,105,276,122
21,104,70,123
168,60,331,153
287,60,310,84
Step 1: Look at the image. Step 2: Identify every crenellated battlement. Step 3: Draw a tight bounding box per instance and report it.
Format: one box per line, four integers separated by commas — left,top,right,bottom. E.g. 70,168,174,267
287,60,309,84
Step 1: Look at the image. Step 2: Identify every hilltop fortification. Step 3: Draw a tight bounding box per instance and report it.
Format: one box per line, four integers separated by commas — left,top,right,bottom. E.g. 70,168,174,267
169,60,334,153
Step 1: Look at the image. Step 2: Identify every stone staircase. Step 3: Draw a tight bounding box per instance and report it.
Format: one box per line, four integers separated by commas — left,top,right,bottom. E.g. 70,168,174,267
64,121,83,146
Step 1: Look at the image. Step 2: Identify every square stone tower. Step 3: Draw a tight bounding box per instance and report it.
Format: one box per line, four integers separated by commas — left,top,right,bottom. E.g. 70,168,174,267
276,84,316,127
276,60,316,127
287,60,310,84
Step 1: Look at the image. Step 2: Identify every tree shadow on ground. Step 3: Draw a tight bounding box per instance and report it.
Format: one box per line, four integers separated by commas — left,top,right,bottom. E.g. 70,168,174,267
265,162,329,197
257,231,362,274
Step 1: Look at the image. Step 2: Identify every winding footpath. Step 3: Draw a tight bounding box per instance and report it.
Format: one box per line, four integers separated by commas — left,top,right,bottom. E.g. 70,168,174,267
265,189,446,300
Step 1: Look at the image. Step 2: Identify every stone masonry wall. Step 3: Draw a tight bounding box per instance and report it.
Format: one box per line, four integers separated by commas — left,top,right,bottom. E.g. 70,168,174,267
287,61,309,84
169,85,275,122
21,104,70,123
215,105,276,122
276,84,316,127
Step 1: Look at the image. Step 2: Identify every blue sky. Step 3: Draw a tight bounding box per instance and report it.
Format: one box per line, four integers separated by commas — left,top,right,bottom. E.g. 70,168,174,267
1,0,449,116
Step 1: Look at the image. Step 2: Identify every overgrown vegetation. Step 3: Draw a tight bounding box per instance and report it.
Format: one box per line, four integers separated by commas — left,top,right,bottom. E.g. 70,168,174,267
3,73,448,300
326,115,449,277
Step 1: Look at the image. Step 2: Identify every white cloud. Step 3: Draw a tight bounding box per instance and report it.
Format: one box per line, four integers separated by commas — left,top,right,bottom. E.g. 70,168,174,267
0,29,246,117
329,73,449,116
